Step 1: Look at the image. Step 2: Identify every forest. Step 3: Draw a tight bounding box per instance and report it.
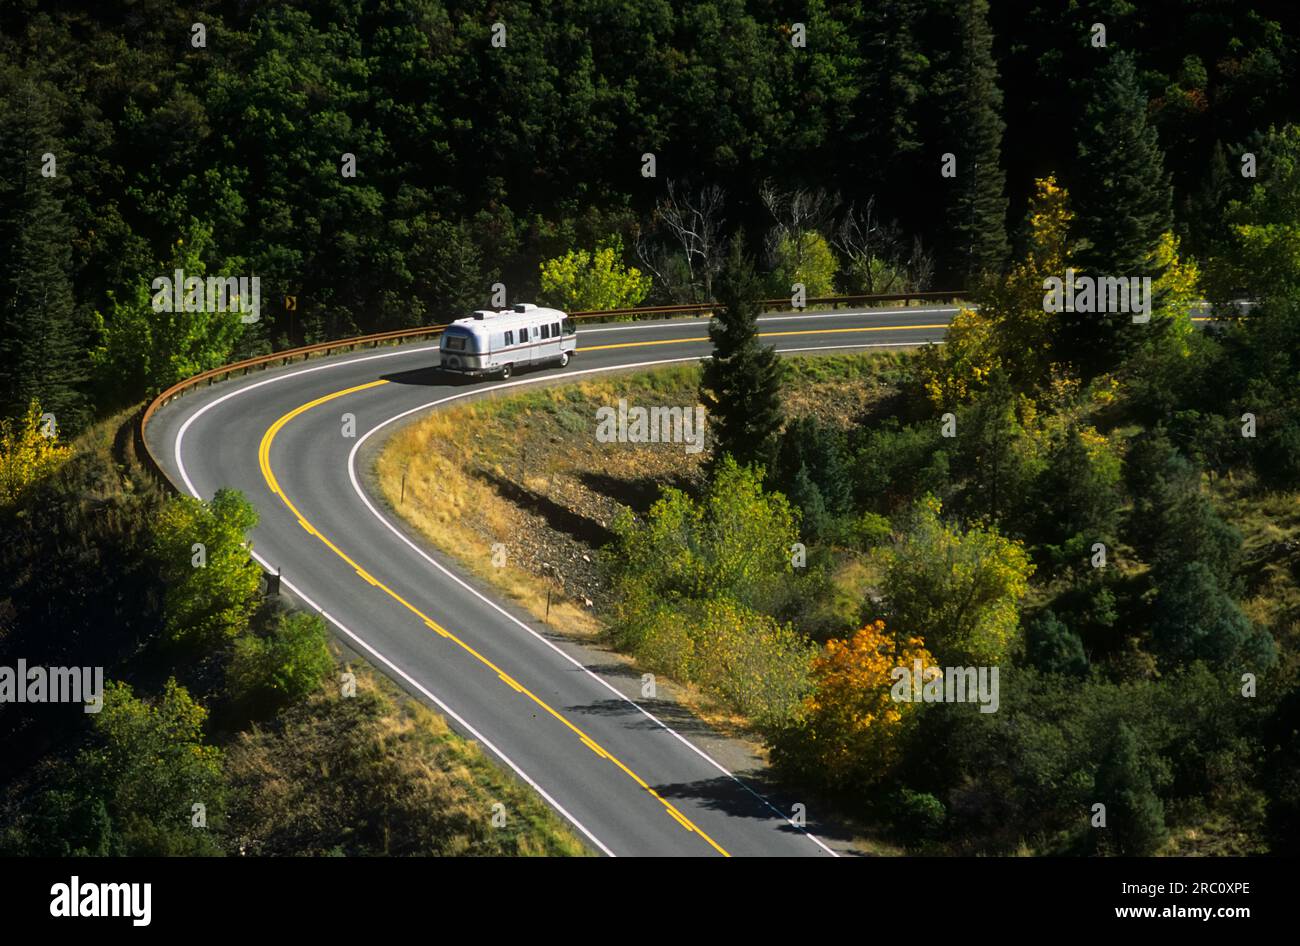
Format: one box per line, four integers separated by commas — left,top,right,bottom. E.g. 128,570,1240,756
2,0,1300,856
3,0,1299,429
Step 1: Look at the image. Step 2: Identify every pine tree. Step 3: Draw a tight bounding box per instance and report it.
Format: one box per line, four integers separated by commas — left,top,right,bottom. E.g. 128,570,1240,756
774,416,853,515
1093,722,1167,856
1184,140,1231,258
943,0,1010,283
1073,58,1173,274
1062,52,1174,377
787,465,829,542
1025,610,1088,676
699,235,784,472
1152,561,1273,670
0,77,86,428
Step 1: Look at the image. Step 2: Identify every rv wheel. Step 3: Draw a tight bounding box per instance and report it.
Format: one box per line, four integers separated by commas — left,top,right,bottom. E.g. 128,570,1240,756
559,351,570,367
499,363,512,380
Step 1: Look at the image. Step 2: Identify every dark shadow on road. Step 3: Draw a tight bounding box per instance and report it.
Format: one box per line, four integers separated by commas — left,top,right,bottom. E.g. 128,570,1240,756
564,695,721,740
380,364,479,387
653,773,867,852
572,660,641,683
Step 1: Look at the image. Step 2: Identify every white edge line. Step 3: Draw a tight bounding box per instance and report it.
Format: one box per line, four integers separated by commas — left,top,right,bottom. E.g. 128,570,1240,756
169,343,615,857
248,550,615,858
578,305,960,334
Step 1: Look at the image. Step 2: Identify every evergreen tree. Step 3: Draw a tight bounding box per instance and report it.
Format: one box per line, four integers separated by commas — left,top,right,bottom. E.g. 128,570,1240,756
773,416,853,515
1093,722,1167,856
1152,561,1274,670
1062,52,1174,377
1028,423,1121,570
1073,56,1173,274
1124,430,1242,589
699,235,784,471
0,76,86,428
1025,610,1088,676
787,465,829,543
1183,140,1231,259
951,373,1038,528
943,0,1010,283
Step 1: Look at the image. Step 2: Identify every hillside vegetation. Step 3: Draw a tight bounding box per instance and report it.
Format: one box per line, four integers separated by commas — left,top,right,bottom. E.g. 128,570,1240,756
0,410,587,857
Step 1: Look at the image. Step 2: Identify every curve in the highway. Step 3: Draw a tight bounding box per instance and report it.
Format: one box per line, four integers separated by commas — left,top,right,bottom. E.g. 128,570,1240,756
145,304,956,857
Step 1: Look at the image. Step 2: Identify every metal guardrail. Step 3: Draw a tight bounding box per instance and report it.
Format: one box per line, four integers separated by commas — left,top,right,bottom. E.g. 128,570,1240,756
568,289,964,321
136,289,964,488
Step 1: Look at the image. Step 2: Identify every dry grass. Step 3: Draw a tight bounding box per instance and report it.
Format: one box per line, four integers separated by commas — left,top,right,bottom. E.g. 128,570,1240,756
373,367,707,636
375,404,604,636
226,660,590,856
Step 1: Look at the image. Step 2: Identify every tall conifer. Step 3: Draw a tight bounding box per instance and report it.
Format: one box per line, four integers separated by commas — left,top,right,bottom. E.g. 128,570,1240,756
699,235,785,472
0,77,85,427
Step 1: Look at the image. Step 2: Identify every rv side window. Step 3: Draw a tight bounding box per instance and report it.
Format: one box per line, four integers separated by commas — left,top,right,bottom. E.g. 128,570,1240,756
540,324,550,340
505,330,514,346
551,322,560,337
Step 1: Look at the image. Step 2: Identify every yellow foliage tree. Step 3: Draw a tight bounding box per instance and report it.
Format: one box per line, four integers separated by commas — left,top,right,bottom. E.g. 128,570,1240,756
876,495,1033,665
0,401,72,508
538,236,652,312
921,304,1000,407
923,176,1075,407
778,620,932,789
1149,230,1199,356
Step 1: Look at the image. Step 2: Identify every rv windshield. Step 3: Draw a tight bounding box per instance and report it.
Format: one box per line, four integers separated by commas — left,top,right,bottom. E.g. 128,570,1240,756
563,319,576,335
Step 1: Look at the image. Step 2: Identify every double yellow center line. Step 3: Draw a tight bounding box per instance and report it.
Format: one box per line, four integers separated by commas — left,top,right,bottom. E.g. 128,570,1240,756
258,378,731,856
578,321,949,352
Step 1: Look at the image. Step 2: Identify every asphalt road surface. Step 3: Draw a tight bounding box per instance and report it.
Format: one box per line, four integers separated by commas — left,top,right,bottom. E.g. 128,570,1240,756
144,303,957,857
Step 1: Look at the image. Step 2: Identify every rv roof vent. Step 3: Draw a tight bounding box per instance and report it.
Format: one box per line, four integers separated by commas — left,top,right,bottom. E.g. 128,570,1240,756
513,303,537,313
471,309,495,320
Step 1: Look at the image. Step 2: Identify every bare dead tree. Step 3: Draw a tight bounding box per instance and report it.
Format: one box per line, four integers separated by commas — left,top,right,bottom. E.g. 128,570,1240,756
907,235,935,292
636,181,727,302
759,181,839,277
832,197,898,293
832,198,933,294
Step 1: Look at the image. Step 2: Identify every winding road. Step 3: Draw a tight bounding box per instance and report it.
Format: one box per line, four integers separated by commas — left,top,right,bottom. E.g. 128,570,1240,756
144,303,956,857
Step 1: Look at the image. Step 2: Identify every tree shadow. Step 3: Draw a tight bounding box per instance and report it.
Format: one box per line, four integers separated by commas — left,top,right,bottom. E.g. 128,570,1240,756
476,469,616,546
564,696,722,741
652,773,861,850
574,661,642,683
577,471,692,515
